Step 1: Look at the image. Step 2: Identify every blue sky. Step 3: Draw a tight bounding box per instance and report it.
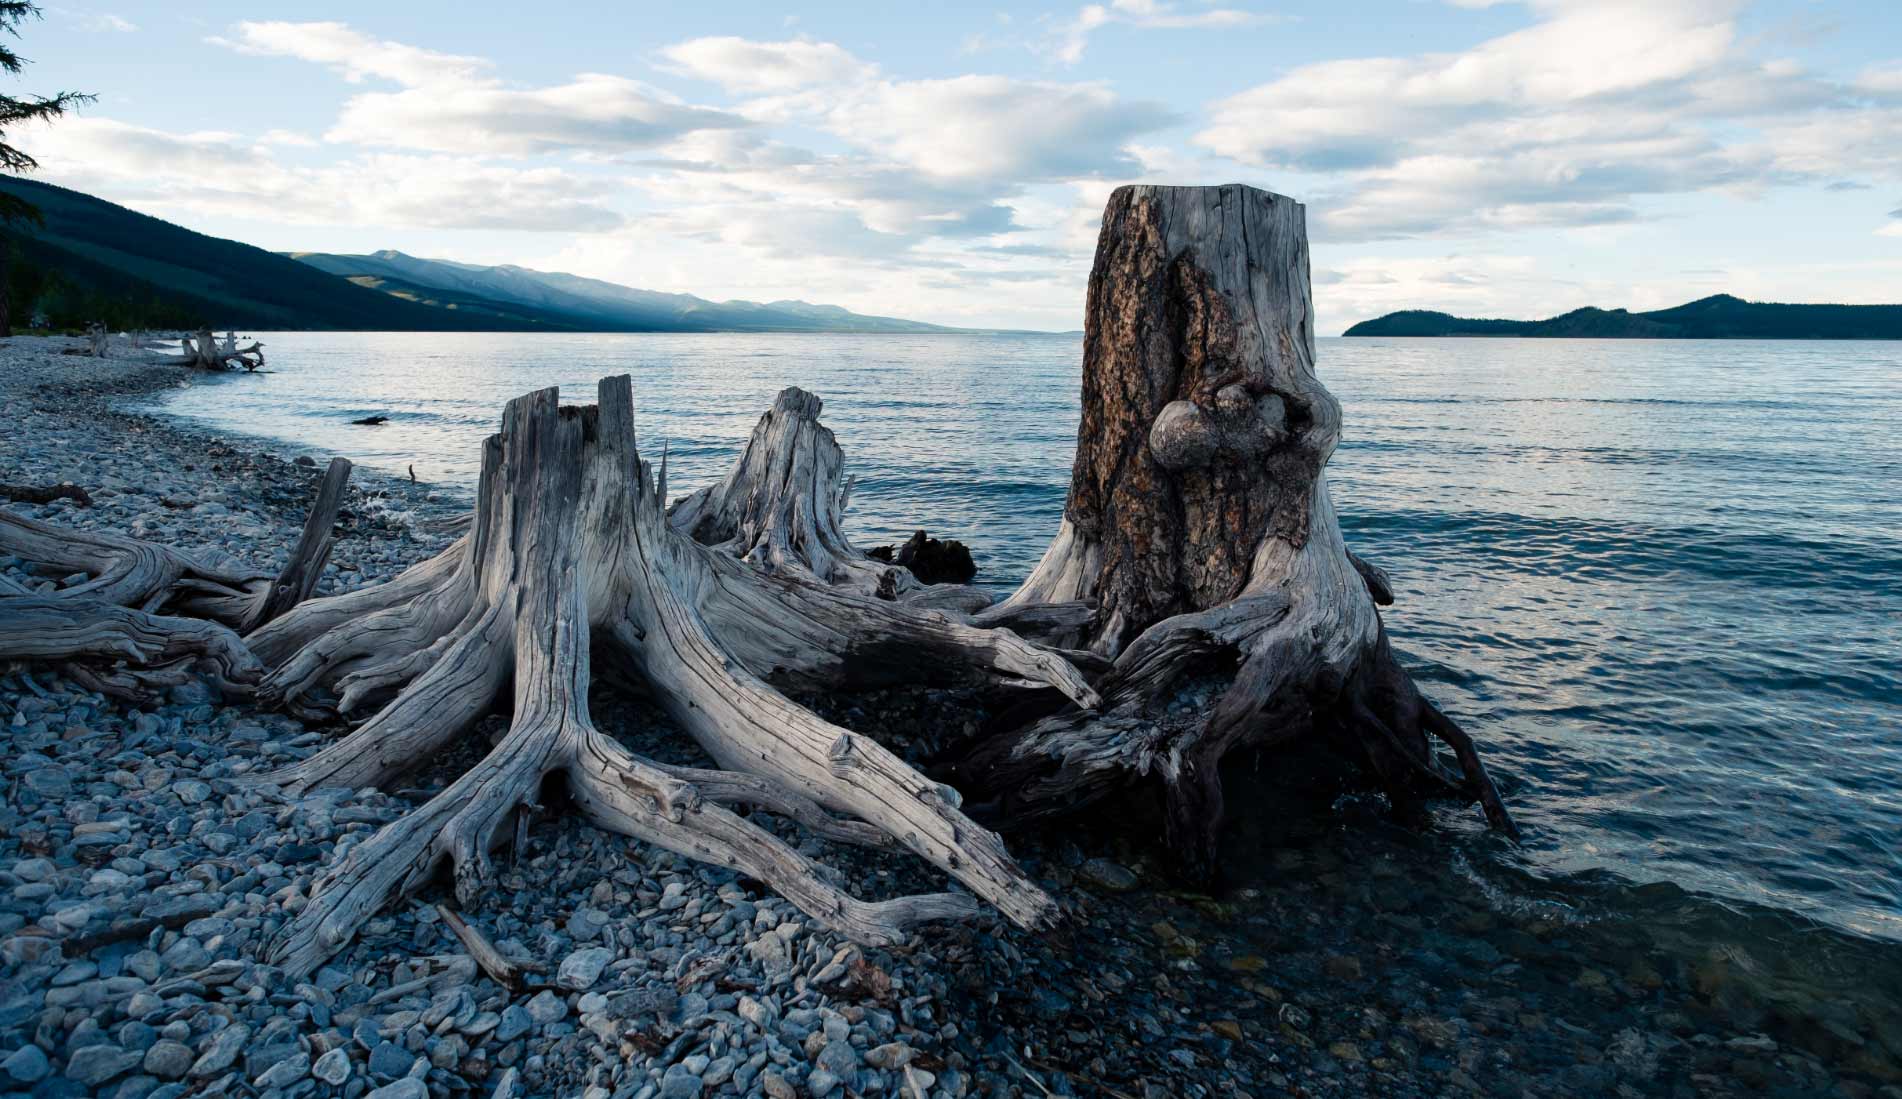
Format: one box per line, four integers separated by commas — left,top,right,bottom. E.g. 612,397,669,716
18,1,1902,332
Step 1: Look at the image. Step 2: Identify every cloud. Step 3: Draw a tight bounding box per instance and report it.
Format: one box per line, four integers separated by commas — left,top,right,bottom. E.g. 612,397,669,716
1859,64,1902,95
824,76,1176,182
622,37,1175,276
1055,0,1266,64
657,37,876,93
328,75,746,156
32,117,624,232
1195,0,1902,240
60,10,137,33
214,22,746,156
213,21,487,86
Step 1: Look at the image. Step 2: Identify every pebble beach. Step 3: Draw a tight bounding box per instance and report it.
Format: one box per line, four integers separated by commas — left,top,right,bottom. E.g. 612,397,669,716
1,335,1897,1099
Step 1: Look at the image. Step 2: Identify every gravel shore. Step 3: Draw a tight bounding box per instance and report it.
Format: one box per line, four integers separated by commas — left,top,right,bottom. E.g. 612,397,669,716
1,335,1895,1099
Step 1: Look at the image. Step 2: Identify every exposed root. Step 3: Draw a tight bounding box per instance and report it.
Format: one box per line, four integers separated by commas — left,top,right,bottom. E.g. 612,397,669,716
0,508,266,616
0,596,261,698
264,379,1058,975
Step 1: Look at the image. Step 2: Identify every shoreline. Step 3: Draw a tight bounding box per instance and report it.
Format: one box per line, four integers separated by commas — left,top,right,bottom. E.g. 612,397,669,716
1,334,1897,1099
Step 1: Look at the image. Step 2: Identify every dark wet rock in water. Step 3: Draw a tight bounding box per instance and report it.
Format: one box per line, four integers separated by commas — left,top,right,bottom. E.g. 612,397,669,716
867,529,977,584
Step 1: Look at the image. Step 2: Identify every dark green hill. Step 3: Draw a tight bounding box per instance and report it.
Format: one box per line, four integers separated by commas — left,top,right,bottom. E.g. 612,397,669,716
0,178,571,331
1344,295,1902,339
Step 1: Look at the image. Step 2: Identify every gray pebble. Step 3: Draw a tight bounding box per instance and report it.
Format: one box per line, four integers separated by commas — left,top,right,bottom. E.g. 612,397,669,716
311,1047,351,1085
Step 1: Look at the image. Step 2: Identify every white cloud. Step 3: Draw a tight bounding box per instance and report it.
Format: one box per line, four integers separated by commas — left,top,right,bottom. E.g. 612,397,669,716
657,37,876,94
328,75,745,156
620,37,1176,280
1858,64,1902,95
824,76,1176,182
76,12,136,32
213,21,487,86
1056,0,1265,64
213,22,746,156
1195,0,1902,241
257,129,319,148
33,117,624,233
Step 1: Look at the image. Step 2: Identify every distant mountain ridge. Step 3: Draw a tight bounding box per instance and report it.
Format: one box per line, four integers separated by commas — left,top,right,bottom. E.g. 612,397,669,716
0,178,527,331
0,178,966,333
287,249,961,333
1344,295,1902,340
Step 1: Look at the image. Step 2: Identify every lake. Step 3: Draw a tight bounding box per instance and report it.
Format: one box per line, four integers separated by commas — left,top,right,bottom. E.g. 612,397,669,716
156,332,1902,956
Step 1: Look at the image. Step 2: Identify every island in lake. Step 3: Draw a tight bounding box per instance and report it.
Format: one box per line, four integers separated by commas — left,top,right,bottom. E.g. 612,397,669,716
1345,293,1902,339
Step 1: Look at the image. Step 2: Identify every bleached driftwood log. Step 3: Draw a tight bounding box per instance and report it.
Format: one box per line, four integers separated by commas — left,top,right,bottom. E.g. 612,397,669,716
940,184,1517,883
251,378,1091,975
143,328,264,371
0,459,351,696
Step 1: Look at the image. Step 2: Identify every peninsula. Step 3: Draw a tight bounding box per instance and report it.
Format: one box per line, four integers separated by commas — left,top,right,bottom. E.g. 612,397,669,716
1344,294,1902,339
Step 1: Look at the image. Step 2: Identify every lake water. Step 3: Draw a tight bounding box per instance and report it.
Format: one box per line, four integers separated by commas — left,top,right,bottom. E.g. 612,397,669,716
156,332,1902,958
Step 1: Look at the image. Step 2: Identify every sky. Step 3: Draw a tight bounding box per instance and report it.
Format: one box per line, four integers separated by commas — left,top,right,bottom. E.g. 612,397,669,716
15,0,1902,333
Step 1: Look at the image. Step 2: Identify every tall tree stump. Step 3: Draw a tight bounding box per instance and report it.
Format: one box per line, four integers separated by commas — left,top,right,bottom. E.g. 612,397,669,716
946,184,1517,883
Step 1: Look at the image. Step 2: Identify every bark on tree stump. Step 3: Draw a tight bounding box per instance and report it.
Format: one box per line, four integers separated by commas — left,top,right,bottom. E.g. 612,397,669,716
943,184,1518,883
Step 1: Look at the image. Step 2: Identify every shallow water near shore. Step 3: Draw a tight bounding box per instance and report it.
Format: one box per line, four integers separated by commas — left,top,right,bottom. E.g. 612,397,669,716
156,332,1902,1058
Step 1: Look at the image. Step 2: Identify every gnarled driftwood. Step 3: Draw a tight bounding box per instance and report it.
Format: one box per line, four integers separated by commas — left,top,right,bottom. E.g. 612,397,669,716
0,458,351,697
144,328,265,372
252,379,1088,975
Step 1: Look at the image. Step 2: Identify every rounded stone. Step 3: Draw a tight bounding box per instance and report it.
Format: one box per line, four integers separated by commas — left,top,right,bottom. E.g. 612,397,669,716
312,1048,351,1086
3,1044,50,1084
141,1041,192,1080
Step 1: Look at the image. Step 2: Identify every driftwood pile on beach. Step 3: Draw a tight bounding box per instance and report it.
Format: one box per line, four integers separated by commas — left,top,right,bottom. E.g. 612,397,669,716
81,326,265,372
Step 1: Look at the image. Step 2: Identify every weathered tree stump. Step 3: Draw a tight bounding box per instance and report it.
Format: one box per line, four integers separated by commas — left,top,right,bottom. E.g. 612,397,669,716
251,379,1092,974
942,184,1517,883
666,386,991,613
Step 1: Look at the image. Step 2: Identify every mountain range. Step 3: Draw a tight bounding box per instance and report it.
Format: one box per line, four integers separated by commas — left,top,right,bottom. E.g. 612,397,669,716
0,178,956,333
1343,295,1902,340
285,249,955,333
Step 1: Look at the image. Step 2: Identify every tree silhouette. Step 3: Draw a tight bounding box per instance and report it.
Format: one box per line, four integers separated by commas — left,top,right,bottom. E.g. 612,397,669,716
0,2,92,335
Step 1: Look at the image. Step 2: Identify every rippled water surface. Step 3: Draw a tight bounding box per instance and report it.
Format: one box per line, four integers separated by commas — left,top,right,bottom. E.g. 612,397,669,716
158,332,1902,948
